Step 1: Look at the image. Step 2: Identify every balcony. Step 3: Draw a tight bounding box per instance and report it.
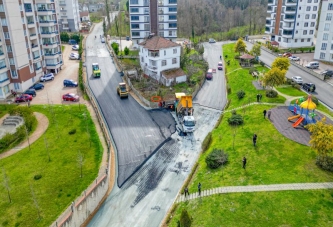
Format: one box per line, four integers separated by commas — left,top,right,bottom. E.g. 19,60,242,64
42,42,59,48
0,64,7,71
159,10,164,14
59,1,66,6
41,31,58,38
268,0,275,5
0,77,9,85
148,51,159,58
24,7,33,13
30,34,38,40
147,64,157,71
31,44,39,50
62,21,69,24
0,52,4,56
284,7,296,14
37,8,56,15
285,0,297,5
60,9,67,12
39,20,56,25
284,16,295,22
44,51,61,57
33,55,40,60
61,15,67,18
46,60,63,69
282,25,294,30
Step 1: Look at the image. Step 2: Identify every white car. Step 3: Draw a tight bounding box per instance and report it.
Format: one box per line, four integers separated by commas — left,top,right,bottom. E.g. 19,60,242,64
209,38,216,43
291,76,303,85
289,56,300,61
72,45,79,51
69,53,80,60
40,73,54,82
101,38,105,43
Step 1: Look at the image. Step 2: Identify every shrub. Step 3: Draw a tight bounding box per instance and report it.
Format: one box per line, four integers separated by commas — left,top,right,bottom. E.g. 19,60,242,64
316,156,333,172
260,61,265,67
225,55,228,58
227,60,231,65
237,90,245,99
68,129,76,135
292,83,301,90
228,112,244,126
234,55,240,59
201,132,212,152
205,149,228,169
124,46,130,55
179,209,192,227
227,84,231,94
266,90,278,98
286,78,293,84
34,174,42,180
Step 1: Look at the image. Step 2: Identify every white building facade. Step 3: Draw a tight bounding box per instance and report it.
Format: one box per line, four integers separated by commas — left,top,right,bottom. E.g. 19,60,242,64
265,0,319,48
129,0,177,46
314,0,333,62
139,36,181,82
57,0,80,32
0,0,62,98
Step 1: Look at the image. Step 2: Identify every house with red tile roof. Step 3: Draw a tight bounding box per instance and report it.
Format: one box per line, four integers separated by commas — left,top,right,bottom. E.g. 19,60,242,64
139,36,186,86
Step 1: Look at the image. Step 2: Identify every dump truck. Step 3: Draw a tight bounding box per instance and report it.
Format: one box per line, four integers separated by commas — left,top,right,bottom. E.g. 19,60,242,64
175,93,196,133
92,63,101,77
117,82,128,98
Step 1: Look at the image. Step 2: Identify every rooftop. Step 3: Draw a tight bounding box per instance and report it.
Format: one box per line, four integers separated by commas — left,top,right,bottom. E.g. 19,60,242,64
162,68,186,79
139,36,180,50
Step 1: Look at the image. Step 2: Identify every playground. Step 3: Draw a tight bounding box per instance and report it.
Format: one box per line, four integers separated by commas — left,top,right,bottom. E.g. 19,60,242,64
268,96,333,146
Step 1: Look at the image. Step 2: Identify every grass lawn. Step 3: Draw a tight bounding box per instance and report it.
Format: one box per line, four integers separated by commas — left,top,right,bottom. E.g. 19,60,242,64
0,104,103,227
275,85,306,96
224,44,286,109
169,189,333,227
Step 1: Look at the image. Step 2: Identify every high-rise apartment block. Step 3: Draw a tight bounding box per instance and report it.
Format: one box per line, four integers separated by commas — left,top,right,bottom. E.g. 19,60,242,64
265,0,319,48
129,0,177,46
0,0,62,99
57,0,80,32
314,0,333,62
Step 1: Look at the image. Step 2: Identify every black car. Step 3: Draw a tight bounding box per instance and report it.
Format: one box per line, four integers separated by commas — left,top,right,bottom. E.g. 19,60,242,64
321,70,333,78
63,79,78,87
126,36,130,41
302,83,316,92
24,89,36,97
29,83,44,90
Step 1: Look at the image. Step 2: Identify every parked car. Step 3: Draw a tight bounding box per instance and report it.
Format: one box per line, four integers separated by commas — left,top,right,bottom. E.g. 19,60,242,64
69,53,80,60
217,62,223,70
206,69,213,80
208,38,216,43
29,83,44,90
282,52,292,57
40,73,54,82
289,56,300,61
15,94,32,103
24,89,36,97
68,39,77,45
291,76,303,84
62,93,79,102
72,45,79,50
101,38,105,43
63,79,78,87
306,61,319,69
320,70,333,78
302,83,316,92
126,36,130,41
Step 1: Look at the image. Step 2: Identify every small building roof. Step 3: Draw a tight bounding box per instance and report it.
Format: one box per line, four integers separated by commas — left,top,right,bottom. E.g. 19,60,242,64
80,11,89,17
240,53,255,59
139,36,180,50
162,68,186,79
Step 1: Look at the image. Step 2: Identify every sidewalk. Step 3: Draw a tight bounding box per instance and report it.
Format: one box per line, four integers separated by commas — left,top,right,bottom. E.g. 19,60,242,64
176,182,333,203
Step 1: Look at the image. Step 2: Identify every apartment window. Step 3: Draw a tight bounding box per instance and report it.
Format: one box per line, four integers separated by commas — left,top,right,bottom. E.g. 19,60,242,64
299,7,301,10
6,45,12,52
169,30,173,36
144,16,150,22
321,43,327,50
307,38,311,42
169,7,177,12
312,14,316,19
310,30,314,34
0,4,4,12
298,14,300,18
144,8,149,14
159,31,164,37
131,24,139,29
159,16,164,22
306,6,311,11
310,22,315,27
323,33,329,40
313,6,317,11
297,23,299,26
324,23,330,31
296,30,298,34
132,32,140,36
169,15,176,20
130,0,138,4
11,70,17,78
131,16,139,20
305,14,309,19
172,58,177,64
326,13,332,21
0,59,5,68
320,53,325,59
303,30,307,35
314,0,318,2
4,32,9,39
0,72,8,82
304,22,308,27
1,18,7,26
161,60,166,66
331,44,333,50
307,0,311,2
295,39,297,43
169,0,177,3
169,23,177,28
301,39,304,42
144,24,150,30
164,50,166,55
130,8,139,13
329,3,333,10
331,54,333,60
141,57,144,62
14,83,20,90
9,58,15,65
173,48,177,54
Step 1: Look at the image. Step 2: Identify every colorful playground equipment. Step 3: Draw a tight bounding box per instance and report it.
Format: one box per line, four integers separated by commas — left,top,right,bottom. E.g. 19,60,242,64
288,95,320,128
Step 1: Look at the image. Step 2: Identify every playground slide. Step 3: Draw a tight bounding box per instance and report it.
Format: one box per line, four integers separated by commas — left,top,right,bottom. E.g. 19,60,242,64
288,114,301,121
292,117,304,128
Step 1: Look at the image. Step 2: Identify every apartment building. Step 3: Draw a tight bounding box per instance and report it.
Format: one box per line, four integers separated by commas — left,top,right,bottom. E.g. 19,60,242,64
129,0,177,46
265,0,320,48
57,0,80,32
314,0,333,62
0,0,62,98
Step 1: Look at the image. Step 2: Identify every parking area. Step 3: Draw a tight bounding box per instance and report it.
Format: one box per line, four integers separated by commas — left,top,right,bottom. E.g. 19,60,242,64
30,44,80,105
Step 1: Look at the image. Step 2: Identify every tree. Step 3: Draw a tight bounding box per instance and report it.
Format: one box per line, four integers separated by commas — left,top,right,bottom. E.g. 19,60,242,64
30,185,41,219
179,209,192,227
70,33,80,43
77,151,85,178
262,67,286,89
205,149,228,169
234,38,247,55
126,0,129,11
271,57,290,71
60,32,69,42
251,43,261,57
124,46,129,55
306,118,333,159
2,168,11,203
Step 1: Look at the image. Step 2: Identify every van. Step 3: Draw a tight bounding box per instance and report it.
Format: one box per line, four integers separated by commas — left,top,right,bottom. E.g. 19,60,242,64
206,69,213,80
306,61,319,69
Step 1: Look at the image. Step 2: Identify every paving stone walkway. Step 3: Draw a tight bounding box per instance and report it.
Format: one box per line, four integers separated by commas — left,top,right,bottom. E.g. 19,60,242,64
176,182,333,203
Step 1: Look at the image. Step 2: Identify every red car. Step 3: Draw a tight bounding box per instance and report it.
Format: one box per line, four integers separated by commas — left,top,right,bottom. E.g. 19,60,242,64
218,62,223,70
15,94,32,103
62,93,79,102
282,52,292,57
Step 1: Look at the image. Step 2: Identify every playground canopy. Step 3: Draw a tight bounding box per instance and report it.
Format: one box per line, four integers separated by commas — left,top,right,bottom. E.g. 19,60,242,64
300,95,316,110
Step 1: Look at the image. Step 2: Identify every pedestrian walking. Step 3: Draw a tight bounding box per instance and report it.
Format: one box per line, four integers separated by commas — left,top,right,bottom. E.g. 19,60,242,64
267,110,271,119
220,55,222,60
256,94,260,102
27,99,30,107
253,134,257,147
184,187,189,197
198,183,201,196
263,109,267,119
242,157,247,169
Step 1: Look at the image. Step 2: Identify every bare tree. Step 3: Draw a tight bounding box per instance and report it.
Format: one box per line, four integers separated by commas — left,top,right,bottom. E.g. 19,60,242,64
77,151,85,178
44,136,50,162
30,185,41,219
2,168,11,203
231,124,238,150
25,125,31,151
83,112,91,148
